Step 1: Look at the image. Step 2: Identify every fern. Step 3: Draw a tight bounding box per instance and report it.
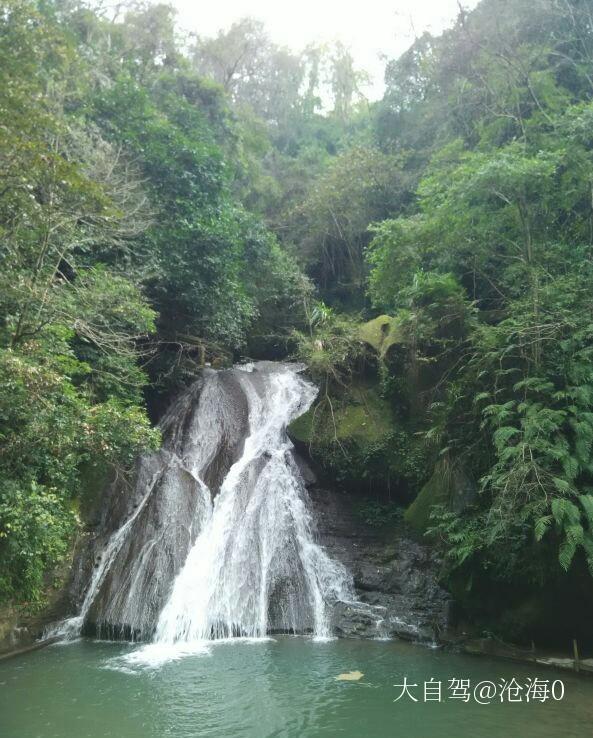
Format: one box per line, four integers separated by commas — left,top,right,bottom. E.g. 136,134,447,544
558,539,577,571
581,536,593,577
579,495,593,526
552,477,572,494
551,498,580,526
493,426,520,450
534,515,552,541
561,455,580,481
565,524,585,546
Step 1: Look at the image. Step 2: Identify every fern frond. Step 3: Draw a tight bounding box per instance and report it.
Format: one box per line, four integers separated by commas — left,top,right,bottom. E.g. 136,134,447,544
534,515,552,541
558,538,577,571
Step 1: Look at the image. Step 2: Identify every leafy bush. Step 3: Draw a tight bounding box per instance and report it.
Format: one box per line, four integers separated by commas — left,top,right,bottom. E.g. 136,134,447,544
293,303,365,387
0,344,159,605
0,482,75,605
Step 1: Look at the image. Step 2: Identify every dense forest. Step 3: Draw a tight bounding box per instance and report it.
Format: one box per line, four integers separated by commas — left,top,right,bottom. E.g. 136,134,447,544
2,0,593,646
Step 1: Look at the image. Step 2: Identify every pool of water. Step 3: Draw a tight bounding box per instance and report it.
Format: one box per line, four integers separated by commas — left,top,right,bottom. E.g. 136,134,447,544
1,637,591,738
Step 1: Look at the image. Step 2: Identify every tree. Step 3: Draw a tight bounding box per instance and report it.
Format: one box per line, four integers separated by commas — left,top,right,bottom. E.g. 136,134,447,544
289,146,408,301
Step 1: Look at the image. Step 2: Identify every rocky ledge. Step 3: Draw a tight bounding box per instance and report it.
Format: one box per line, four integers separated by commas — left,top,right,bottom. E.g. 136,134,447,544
307,482,451,642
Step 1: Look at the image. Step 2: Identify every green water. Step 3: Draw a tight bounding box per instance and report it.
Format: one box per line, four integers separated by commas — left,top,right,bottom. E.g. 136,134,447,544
0,637,591,738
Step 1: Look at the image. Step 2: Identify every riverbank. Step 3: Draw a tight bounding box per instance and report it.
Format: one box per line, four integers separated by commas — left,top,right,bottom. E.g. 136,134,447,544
455,636,593,677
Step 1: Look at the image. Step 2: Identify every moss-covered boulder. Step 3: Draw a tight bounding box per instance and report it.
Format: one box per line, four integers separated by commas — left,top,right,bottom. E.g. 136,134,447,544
288,380,427,497
288,406,316,444
358,315,403,360
288,382,393,447
404,457,475,534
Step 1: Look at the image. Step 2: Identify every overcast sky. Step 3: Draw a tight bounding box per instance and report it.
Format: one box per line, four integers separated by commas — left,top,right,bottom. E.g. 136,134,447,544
169,0,480,99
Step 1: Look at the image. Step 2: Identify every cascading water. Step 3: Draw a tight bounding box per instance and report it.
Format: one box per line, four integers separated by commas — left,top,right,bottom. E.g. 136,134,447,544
55,362,354,648
154,365,352,642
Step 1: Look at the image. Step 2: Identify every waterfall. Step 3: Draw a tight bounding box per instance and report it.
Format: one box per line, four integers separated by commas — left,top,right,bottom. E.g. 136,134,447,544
55,362,354,645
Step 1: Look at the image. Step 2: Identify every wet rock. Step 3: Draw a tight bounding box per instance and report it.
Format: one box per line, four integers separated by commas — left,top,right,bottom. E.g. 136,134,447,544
332,601,382,638
292,451,317,488
309,487,450,643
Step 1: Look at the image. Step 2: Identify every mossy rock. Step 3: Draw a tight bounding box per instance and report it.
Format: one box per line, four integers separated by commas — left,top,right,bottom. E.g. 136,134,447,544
288,407,315,444
405,458,474,534
359,315,404,359
335,385,392,443
288,383,393,446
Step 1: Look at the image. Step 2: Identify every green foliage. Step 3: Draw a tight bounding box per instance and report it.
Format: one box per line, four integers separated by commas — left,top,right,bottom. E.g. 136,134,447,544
294,305,365,387
0,481,75,605
287,146,407,299
0,0,312,606
366,219,425,309
355,500,403,528
363,0,593,616
0,341,159,604
91,70,301,351
5,0,593,637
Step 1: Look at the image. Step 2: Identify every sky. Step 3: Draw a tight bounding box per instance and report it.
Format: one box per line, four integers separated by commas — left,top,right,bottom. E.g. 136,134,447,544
169,0,481,99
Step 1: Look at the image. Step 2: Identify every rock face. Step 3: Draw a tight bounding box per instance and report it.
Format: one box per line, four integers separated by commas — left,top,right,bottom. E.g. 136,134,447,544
66,369,251,639
68,433,450,645
63,363,355,643
305,475,451,642
38,369,451,650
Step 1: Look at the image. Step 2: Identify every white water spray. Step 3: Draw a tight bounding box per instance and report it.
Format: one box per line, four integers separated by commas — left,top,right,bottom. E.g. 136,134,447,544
53,363,354,649
154,367,351,643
